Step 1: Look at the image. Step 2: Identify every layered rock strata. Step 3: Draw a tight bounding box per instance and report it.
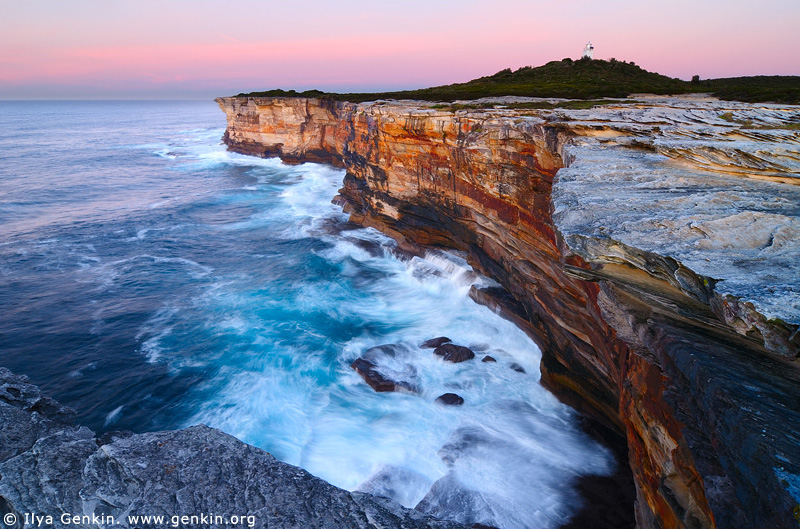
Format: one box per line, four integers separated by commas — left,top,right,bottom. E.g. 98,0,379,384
216,94,800,529
0,368,467,529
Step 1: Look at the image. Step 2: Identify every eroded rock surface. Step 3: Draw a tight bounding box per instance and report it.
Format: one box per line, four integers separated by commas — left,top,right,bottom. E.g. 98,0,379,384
553,96,800,356
0,368,466,529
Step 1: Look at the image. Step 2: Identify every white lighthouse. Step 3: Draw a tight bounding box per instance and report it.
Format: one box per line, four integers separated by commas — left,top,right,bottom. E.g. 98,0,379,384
582,41,594,59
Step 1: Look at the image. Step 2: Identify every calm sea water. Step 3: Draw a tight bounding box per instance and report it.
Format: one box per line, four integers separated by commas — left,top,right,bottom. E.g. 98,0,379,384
0,100,612,529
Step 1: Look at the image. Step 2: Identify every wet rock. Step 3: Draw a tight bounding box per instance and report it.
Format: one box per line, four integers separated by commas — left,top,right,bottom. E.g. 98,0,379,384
415,474,496,528
318,216,362,236
362,343,409,362
435,393,464,406
437,426,495,467
357,466,432,508
350,237,386,257
421,337,452,348
433,344,475,363
0,368,466,529
411,260,447,280
509,363,526,374
390,246,417,262
481,355,497,363
331,195,349,208
351,358,417,394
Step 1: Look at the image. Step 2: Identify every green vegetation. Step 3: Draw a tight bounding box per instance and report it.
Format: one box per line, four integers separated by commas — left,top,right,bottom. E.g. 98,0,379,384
429,98,633,112
235,58,800,105
702,76,800,104
718,112,754,127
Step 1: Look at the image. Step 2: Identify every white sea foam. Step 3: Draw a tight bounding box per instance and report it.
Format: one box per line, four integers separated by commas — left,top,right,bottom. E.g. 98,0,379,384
67,361,97,379
136,306,180,363
79,254,213,289
104,405,124,427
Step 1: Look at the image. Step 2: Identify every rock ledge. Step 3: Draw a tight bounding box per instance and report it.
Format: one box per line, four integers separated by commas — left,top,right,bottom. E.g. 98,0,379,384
0,368,466,529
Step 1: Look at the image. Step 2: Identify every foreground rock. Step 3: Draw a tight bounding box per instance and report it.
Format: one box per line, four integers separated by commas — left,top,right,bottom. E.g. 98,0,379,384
0,368,465,529
433,344,475,363
218,94,800,529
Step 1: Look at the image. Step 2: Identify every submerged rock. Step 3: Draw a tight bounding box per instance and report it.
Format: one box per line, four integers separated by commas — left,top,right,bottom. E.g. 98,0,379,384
349,237,386,257
351,358,418,394
362,343,409,362
421,337,452,348
415,474,496,529
509,363,526,374
435,393,465,406
0,368,466,529
433,344,475,363
357,466,432,509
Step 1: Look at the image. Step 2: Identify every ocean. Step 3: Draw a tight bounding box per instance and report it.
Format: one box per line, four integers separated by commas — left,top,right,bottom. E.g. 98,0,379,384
0,100,613,529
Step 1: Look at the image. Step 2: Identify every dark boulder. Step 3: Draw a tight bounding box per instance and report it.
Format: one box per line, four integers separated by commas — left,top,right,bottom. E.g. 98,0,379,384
435,393,464,406
421,337,452,348
351,358,417,394
433,344,475,363
481,356,497,363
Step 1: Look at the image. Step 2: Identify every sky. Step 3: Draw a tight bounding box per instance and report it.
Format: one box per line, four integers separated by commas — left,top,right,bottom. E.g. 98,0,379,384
1,0,798,100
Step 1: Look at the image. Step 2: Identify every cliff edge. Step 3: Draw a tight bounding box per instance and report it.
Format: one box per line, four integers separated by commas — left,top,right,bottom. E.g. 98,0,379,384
216,95,800,529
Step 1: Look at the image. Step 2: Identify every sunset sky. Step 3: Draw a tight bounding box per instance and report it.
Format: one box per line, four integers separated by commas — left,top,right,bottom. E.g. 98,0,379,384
1,0,798,99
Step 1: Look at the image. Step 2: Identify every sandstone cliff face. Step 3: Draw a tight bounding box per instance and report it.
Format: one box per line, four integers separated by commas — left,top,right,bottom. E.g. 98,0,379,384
216,96,800,529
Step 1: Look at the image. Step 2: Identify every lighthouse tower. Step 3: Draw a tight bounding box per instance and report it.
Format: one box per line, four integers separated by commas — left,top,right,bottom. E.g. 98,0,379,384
582,41,594,59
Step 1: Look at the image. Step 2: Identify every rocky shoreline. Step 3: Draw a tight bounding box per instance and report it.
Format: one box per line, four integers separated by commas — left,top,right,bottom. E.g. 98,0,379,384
0,368,469,529
216,95,800,529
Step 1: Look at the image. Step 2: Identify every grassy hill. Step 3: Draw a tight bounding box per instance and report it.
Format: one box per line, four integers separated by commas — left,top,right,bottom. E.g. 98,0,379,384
236,58,800,104
702,76,800,104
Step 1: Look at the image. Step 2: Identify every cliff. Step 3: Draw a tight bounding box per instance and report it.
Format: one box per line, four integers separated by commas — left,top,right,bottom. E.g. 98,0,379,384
216,94,800,529
0,368,467,529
